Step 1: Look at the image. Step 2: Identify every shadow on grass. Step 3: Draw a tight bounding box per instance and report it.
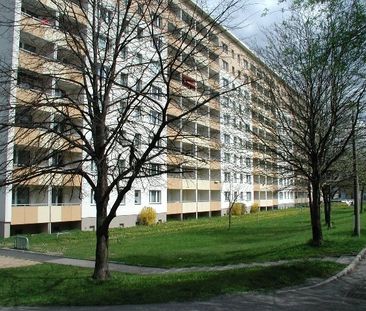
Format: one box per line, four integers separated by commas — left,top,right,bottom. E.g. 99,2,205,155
0,261,344,306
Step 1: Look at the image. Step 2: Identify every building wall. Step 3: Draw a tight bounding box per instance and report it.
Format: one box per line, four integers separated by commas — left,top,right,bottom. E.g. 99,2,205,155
0,0,307,237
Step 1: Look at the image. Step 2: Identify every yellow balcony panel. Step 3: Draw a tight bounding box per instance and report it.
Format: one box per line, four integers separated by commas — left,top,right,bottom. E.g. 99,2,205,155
61,204,81,221
50,206,62,222
19,50,50,74
11,206,38,225
167,178,182,189
210,181,221,190
16,87,47,105
197,202,210,212
167,202,182,214
167,154,184,166
182,202,196,213
14,127,46,147
209,160,221,170
167,104,182,117
197,180,210,189
182,178,196,189
210,201,221,211
21,16,61,41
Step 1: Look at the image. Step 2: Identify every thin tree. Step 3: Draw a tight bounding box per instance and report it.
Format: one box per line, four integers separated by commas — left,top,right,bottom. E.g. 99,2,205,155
253,0,366,246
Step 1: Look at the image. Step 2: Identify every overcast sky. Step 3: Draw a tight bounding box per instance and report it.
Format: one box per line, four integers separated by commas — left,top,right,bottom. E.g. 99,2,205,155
220,0,289,50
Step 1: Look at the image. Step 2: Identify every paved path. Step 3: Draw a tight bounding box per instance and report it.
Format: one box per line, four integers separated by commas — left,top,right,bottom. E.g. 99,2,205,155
0,248,366,310
0,248,356,274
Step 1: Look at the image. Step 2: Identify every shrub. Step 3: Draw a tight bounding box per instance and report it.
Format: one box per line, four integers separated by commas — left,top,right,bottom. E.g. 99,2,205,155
250,202,260,214
138,207,157,226
231,203,246,216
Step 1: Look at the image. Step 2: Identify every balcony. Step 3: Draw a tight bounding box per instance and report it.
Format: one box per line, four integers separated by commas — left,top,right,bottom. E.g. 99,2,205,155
12,204,81,225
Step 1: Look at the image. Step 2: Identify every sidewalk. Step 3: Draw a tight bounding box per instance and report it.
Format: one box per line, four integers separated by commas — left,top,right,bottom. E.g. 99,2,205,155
0,247,356,275
0,248,366,310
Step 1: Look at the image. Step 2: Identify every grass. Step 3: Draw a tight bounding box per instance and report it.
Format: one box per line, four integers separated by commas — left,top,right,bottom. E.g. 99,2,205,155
0,261,344,306
2,204,365,268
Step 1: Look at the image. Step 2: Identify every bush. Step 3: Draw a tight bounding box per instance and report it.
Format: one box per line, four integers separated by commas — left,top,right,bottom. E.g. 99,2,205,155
138,207,157,226
231,203,246,216
250,202,260,214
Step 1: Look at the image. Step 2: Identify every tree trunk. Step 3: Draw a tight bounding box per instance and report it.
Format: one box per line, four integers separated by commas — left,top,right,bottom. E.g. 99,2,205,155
360,184,364,214
309,180,323,246
93,225,110,280
352,129,360,237
93,197,111,280
228,203,232,230
322,185,332,229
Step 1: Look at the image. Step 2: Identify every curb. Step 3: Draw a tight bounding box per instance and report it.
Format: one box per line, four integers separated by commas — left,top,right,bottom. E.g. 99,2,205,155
279,246,366,293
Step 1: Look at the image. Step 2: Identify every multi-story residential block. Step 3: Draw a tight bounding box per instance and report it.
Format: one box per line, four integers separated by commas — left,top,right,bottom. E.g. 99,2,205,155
0,0,307,238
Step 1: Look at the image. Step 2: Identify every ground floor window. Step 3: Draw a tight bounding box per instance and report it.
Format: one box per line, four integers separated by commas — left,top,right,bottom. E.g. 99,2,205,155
149,190,161,203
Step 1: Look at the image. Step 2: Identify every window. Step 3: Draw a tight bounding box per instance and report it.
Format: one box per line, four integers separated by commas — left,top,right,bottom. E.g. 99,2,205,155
222,43,228,53
231,49,235,58
118,159,126,173
133,106,141,119
19,41,36,53
137,3,144,15
246,192,252,201
97,63,110,78
136,79,142,92
224,172,230,182
150,163,161,175
150,109,162,124
233,173,238,183
222,96,229,107
15,108,32,124
240,192,244,200
152,14,162,28
149,190,161,203
222,78,229,88
134,133,141,149
100,6,112,24
245,157,251,167
222,60,228,71
224,134,230,144
52,153,64,166
137,27,144,39
13,187,30,205
121,73,128,86
91,160,97,172
240,173,244,183
121,46,128,59
151,85,162,100
151,36,163,50
224,191,230,201
98,36,107,50
14,148,30,167
223,114,230,125
52,187,63,205
224,152,230,163
246,175,252,184
90,190,95,204
136,53,143,64
134,190,141,204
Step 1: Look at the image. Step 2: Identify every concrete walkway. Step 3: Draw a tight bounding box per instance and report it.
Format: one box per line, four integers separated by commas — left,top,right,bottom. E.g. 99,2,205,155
0,248,356,274
1,248,366,310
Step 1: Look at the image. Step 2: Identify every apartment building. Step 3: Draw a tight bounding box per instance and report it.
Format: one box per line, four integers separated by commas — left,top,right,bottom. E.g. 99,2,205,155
0,0,307,237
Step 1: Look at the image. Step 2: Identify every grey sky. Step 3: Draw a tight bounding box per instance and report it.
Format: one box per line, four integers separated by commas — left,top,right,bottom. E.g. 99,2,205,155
228,1,288,49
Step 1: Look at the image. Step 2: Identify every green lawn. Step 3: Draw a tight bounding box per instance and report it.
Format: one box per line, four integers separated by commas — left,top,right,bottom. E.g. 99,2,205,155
0,261,344,306
2,204,366,268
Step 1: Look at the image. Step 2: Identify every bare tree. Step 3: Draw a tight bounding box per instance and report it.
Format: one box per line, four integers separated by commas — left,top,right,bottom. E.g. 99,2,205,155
252,0,366,246
0,0,248,279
